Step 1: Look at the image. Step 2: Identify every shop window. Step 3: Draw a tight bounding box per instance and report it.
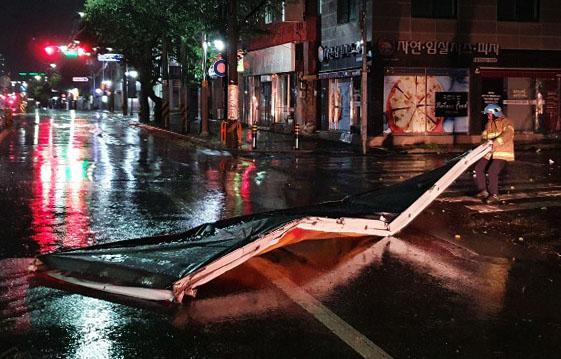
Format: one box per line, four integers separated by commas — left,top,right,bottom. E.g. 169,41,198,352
497,0,539,22
383,68,470,134
337,0,357,24
411,0,457,19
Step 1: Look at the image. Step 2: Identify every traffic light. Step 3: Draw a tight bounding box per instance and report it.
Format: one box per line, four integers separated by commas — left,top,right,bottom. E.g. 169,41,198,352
44,46,57,56
42,44,91,58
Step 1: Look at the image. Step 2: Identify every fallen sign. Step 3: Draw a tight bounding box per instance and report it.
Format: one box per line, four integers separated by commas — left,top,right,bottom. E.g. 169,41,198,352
30,142,492,302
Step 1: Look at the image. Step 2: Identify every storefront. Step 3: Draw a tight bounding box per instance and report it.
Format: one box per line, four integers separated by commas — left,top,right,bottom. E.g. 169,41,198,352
243,43,297,128
319,70,362,132
318,41,369,140
374,39,495,138
478,68,561,133
373,39,561,141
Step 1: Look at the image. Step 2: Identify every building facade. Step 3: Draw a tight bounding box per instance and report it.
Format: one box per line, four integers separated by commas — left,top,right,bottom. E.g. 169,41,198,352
317,0,561,145
317,0,374,143
370,0,561,144
241,0,319,132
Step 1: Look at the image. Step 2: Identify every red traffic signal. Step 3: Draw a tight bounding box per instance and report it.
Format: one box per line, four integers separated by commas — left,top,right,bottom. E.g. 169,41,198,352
44,46,57,56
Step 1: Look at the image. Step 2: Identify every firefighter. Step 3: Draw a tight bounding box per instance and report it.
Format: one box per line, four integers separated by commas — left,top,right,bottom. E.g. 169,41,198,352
474,104,515,204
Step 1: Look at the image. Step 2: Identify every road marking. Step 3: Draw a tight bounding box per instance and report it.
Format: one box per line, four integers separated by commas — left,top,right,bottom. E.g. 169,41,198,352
466,200,561,213
445,182,561,195
438,189,561,203
252,258,392,359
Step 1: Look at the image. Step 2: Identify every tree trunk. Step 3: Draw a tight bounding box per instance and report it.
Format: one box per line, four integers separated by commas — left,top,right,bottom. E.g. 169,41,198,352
139,79,150,123
138,63,152,123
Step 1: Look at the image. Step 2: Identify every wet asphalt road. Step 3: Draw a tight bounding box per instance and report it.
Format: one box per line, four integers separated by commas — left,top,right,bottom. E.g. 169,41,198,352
1,110,561,358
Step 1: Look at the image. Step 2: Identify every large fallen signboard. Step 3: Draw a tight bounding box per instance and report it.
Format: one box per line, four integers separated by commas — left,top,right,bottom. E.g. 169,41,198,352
31,143,492,302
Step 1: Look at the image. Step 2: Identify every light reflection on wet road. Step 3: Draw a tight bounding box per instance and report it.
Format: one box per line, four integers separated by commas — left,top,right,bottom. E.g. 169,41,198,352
1,111,561,358
0,111,453,259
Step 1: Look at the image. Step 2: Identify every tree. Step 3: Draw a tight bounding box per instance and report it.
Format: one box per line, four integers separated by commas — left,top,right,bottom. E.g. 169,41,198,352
173,0,276,135
83,0,181,123
82,0,277,124
27,72,60,107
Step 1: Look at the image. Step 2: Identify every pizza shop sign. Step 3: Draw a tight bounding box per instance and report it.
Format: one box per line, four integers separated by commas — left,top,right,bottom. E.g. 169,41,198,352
397,40,499,57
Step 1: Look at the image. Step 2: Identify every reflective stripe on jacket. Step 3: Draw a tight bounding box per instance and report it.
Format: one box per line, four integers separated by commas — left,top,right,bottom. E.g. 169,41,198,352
482,116,515,161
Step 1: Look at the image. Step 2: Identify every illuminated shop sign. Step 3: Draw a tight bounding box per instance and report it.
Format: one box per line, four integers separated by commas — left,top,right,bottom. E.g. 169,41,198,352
397,40,499,57
435,92,468,117
318,42,363,63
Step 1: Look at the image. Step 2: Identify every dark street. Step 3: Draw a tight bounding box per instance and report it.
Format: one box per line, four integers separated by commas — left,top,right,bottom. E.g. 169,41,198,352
1,111,561,358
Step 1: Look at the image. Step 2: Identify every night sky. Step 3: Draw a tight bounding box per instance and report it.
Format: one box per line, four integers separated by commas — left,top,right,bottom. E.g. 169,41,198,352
0,0,85,75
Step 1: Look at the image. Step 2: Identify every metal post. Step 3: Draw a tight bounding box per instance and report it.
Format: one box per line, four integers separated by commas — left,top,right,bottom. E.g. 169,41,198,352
360,0,368,155
252,123,258,149
122,62,128,116
91,69,96,110
162,39,170,128
294,123,300,150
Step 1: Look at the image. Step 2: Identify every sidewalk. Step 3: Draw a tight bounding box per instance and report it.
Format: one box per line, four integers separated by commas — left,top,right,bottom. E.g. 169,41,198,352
132,113,357,155
129,112,561,155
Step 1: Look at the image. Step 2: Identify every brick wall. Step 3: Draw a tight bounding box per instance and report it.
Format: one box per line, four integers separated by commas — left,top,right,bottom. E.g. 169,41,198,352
321,0,373,47
372,0,561,51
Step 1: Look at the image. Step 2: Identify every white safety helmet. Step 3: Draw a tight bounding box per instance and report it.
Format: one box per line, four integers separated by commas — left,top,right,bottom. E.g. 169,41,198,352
482,104,504,117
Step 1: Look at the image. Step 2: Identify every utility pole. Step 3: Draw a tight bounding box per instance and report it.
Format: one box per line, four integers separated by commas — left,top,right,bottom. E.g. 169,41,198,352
180,37,190,133
360,0,368,155
162,39,170,128
226,0,240,147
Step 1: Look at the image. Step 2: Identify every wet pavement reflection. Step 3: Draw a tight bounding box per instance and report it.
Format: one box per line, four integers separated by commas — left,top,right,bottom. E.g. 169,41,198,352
1,111,561,357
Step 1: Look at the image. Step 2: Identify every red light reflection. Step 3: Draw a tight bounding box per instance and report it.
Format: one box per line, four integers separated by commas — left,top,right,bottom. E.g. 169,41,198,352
31,117,91,253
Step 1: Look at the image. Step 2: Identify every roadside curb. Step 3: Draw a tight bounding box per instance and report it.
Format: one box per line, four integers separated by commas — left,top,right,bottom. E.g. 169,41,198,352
129,121,561,156
131,123,212,147
130,122,317,155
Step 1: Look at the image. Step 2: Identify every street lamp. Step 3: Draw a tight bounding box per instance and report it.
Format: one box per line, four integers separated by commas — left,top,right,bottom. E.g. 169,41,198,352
213,39,225,52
